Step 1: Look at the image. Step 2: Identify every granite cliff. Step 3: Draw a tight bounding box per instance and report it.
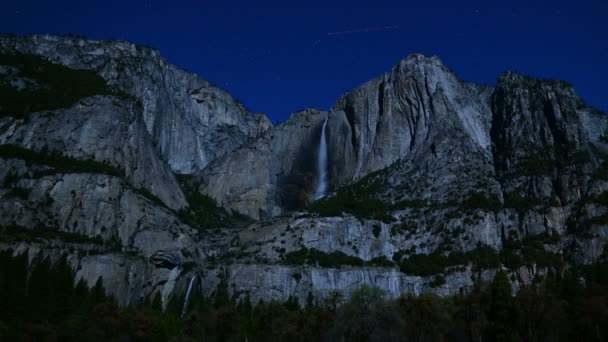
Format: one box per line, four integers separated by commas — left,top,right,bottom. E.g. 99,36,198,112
1,34,607,307
0,34,271,174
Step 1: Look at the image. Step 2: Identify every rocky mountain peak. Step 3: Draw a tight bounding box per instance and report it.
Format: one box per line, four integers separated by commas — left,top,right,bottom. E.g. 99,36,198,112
393,53,454,84
0,34,164,70
399,53,446,68
284,108,327,126
0,34,272,173
496,71,579,99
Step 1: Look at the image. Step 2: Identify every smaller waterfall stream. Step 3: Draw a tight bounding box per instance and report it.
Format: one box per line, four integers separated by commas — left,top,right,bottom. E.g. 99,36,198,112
314,117,329,200
181,275,197,318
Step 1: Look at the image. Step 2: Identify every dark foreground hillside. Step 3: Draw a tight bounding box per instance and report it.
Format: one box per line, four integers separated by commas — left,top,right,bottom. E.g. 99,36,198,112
1,249,607,341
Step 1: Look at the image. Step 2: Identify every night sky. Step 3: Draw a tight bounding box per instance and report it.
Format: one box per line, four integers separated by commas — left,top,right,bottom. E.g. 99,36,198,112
1,0,606,123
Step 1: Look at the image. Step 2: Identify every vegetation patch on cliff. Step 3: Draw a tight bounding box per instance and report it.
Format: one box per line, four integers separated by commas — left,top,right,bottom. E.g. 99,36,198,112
499,233,563,270
307,168,398,222
513,145,557,177
0,144,123,178
453,192,502,213
0,224,108,246
283,247,365,268
176,174,252,230
0,53,114,119
396,245,501,276
503,193,546,211
395,237,563,277
0,144,172,212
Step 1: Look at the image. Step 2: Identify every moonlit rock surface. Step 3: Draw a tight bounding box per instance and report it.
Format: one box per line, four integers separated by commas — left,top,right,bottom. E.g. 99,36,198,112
197,109,328,219
0,35,272,173
0,35,607,306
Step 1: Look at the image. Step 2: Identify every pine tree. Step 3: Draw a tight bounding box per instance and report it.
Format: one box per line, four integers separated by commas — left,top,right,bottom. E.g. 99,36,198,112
213,277,230,308
92,277,107,305
305,291,315,311
4,252,28,320
284,295,300,311
324,289,343,313
49,255,75,320
27,254,52,321
151,292,163,311
238,293,253,317
0,250,10,320
489,270,514,342
73,278,91,313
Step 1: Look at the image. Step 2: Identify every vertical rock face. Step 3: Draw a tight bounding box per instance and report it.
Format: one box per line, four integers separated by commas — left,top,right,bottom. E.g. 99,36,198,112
0,35,271,173
488,73,608,262
490,72,607,203
0,96,187,209
0,96,198,256
197,109,328,219
327,54,493,188
197,54,500,217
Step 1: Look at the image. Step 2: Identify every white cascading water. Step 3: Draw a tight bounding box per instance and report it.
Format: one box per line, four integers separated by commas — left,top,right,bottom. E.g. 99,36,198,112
314,117,329,200
181,275,197,318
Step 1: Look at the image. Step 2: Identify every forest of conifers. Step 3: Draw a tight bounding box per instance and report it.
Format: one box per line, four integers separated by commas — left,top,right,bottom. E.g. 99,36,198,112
1,249,607,341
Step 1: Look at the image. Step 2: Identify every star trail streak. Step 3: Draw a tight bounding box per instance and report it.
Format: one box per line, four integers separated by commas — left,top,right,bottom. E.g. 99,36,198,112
3,0,605,122
327,25,400,36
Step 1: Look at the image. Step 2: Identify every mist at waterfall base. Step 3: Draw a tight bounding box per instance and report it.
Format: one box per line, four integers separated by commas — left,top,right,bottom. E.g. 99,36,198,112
314,117,329,200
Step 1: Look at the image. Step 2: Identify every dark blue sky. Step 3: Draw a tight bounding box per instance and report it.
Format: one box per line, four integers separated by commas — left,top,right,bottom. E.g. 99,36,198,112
2,0,606,123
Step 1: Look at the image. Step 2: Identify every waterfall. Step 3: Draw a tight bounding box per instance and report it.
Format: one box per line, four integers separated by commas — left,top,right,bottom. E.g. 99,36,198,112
181,275,197,318
314,117,329,200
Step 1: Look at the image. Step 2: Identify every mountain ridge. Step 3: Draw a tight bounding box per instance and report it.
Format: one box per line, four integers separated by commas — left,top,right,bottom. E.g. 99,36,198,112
0,34,607,308
0,34,272,173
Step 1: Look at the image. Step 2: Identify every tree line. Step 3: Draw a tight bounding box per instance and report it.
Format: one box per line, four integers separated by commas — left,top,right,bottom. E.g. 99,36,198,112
1,248,607,341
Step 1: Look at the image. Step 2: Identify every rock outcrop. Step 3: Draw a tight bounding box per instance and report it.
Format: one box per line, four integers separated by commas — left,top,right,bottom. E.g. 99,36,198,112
0,34,271,173
197,108,328,219
327,54,494,188
0,96,187,209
